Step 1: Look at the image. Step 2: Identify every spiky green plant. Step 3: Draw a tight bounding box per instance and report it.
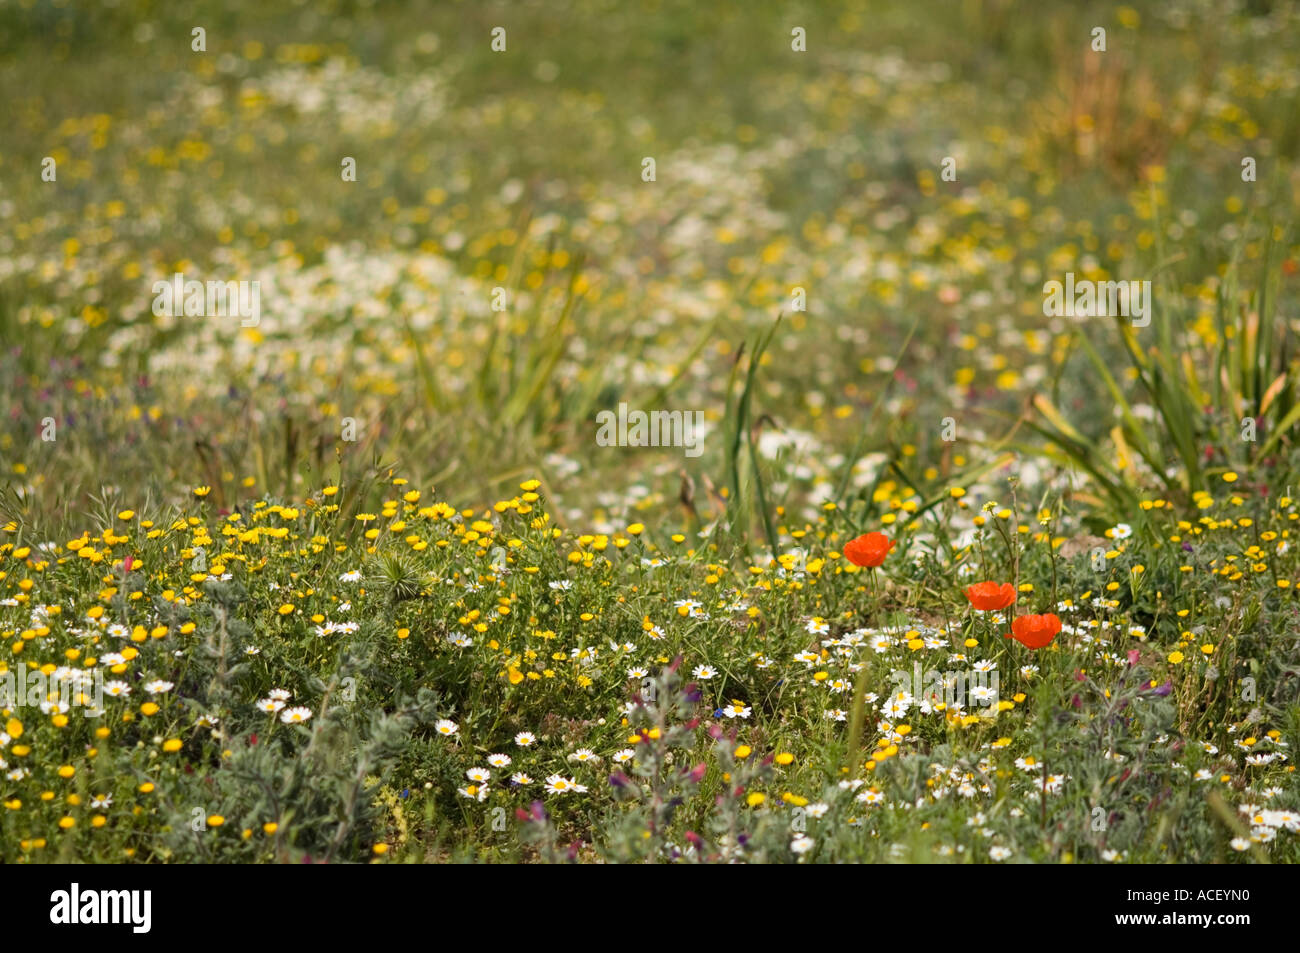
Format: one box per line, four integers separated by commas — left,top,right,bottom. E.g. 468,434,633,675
1027,226,1297,517
366,550,425,604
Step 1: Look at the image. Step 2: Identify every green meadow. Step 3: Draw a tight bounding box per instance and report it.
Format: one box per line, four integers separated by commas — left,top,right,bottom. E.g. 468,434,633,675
0,0,1297,863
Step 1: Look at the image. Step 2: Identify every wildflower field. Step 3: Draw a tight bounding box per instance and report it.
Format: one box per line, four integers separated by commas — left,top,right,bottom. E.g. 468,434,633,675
2,0,1299,867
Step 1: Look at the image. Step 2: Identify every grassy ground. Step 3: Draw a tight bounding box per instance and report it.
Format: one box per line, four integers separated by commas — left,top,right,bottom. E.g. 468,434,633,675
0,0,1298,862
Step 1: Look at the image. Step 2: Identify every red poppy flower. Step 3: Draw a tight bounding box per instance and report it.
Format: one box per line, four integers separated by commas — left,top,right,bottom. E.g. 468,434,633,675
843,531,895,568
964,581,1017,611
1005,613,1062,649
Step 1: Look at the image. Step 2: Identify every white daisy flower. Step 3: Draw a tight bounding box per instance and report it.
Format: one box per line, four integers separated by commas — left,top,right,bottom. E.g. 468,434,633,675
721,702,752,719
544,774,587,794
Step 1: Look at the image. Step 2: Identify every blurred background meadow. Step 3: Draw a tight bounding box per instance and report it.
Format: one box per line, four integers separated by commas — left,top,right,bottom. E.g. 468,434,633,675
2,0,1297,532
